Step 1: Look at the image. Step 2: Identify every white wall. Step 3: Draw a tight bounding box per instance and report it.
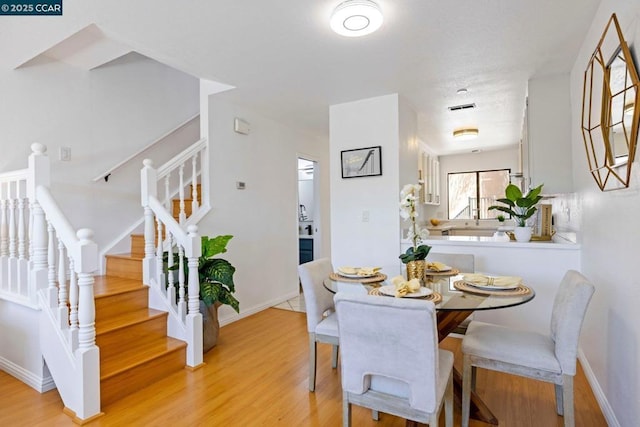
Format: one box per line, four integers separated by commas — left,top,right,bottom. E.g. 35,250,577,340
0,301,53,392
0,52,199,250
329,94,406,269
568,2,640,426
432,147,519,219
204,94,329,324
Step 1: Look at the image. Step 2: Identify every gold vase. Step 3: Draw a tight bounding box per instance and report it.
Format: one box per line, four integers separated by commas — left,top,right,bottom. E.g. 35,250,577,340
406,260,426,284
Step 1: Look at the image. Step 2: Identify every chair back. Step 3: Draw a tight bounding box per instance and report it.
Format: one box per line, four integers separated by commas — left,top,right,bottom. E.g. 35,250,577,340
298,258,335,333
335,293,440,413
549,270,595,375
428,253,474,273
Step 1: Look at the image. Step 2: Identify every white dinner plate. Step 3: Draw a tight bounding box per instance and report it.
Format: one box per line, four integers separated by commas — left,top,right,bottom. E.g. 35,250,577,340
377,285,433,298
337,267,379,278
425,265,452,273
463,281,520,290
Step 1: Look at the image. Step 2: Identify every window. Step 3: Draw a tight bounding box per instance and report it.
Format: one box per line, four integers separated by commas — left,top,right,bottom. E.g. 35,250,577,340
447,169,511,220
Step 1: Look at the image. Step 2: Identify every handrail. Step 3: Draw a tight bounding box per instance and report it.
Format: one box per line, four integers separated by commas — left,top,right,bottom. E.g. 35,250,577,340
92,113,199,182
156,138,206,180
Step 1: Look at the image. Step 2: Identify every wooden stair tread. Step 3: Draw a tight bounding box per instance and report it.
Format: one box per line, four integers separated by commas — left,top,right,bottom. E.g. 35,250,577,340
100,336,186,380
93,275,145,297
95,307,167,335
106,252,144,261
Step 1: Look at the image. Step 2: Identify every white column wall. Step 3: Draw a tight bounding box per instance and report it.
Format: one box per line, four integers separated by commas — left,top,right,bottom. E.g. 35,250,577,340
329,94,402,268
205,95,329,325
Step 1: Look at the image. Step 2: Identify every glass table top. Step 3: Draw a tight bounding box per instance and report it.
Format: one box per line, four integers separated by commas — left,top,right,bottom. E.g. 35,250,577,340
323,273,535,312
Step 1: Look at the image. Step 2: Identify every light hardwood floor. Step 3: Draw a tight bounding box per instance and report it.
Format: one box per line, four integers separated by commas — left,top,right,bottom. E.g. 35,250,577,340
0,308,607,426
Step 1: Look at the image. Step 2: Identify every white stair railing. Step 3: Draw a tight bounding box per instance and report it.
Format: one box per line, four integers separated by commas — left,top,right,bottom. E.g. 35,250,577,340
141,140,208,368
0,143,100,421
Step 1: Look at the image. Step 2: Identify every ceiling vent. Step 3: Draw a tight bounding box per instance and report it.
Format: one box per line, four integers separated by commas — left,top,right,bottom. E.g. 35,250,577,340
448,103,476,111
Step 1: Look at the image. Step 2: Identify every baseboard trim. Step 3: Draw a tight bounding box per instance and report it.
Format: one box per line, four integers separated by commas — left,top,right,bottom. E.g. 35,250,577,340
218,290,301,327
0,356,56,393
578,348,620,427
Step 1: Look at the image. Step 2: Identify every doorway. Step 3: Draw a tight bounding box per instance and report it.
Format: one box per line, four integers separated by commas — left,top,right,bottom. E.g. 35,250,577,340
297,157,318,264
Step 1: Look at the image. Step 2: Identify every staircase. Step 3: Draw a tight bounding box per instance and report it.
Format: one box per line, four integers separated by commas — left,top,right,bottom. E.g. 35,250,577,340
98,236,187,407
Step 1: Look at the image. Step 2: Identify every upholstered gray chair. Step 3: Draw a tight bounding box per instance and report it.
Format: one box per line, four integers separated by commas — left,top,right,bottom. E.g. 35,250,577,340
461,270,595,427
335,292,453,427
297,258,339,392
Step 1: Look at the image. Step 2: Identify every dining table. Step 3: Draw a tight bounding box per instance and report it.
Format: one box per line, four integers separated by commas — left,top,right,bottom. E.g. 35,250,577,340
324,268,536,426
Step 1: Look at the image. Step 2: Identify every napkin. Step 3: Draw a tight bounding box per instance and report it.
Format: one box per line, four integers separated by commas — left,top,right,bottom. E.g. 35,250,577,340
391,275,421,297
462,274,522,287
426,261,448,271
338,266,357,275
357,266,382,276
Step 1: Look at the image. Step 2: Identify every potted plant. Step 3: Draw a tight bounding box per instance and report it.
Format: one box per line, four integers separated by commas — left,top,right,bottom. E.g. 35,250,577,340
399,184,432,281
488,184,543,242
168,234,239,351
496,214,506,223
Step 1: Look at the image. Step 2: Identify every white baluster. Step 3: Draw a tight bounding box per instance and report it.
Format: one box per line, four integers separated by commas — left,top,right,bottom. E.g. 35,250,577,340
144,206,155,260
179,163,186,224
178,243,186,319
164,173,171,212
0,185,8,257
57,238,67,311
69,258,78,330
47,221,57,307
30,202,47,271
8,184,16,259
77,229,96,350
28,200,34,261
167,232,175,303
156,217,164,288
187,225,200,316
17,195,26,259
191,152,199,212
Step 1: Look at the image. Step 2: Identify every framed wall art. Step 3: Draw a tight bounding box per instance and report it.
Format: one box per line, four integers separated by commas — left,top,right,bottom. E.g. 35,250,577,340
341,146,382,178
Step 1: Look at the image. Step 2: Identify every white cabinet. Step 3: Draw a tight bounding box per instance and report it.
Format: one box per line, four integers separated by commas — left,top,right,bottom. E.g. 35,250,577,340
420,151,440,205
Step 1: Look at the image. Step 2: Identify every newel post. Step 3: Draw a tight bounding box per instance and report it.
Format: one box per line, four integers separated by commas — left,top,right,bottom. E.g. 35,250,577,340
185,225,202,367
141,159,157,285
27,143,50,302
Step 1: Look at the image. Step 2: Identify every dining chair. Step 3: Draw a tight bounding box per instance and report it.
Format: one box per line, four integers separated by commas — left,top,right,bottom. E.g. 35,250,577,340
334,292,454,427
297,258,339,392
461,269,595,427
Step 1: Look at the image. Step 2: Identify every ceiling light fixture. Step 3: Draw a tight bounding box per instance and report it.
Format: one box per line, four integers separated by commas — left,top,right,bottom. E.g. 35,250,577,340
453,128,479,140
330,0,383,37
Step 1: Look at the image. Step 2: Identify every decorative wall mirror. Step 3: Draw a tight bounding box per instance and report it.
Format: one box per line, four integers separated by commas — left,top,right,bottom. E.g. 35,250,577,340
582,13,640,191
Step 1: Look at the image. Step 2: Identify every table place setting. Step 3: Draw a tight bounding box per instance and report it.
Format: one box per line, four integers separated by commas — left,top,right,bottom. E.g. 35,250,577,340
453,273,533,296
367,275,443,303
329,266,387,283
424,261,460,277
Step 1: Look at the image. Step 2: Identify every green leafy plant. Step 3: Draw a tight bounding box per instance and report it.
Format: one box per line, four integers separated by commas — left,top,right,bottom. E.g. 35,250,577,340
496,214,506,223
168,235,239,313
488,184,544,227
399,244,432,264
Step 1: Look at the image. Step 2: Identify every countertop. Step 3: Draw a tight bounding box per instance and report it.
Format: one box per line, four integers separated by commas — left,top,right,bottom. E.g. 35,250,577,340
299,235,314,239
420,234,580,250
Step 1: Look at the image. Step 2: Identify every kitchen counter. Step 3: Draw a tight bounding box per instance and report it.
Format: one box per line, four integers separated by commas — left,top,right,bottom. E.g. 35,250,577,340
299,235,314,239
421,234,579,250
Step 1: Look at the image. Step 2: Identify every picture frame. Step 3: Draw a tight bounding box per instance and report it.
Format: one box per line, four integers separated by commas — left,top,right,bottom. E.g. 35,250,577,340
341,146,382,178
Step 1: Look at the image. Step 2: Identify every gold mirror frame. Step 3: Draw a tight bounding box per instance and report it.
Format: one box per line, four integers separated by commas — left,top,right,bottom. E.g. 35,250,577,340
582,13,640,191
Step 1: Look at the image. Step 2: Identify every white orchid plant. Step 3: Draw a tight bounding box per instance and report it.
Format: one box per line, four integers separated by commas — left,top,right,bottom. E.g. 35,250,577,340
399,184,431,264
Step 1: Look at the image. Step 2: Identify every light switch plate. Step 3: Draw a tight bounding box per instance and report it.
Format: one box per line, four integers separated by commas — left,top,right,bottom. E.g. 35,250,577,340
59,146,71,161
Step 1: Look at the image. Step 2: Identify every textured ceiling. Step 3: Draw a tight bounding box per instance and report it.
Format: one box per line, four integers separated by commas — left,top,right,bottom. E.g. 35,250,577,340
6,0,602,155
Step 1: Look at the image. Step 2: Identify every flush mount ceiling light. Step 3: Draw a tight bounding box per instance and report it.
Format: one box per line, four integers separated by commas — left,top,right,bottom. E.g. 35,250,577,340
330,0,383,37
453,128,479,140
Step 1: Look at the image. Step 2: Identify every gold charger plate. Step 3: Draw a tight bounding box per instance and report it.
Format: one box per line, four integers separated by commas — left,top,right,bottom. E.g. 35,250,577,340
329,272,387,283
453,280,532,296
368,287,443,304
